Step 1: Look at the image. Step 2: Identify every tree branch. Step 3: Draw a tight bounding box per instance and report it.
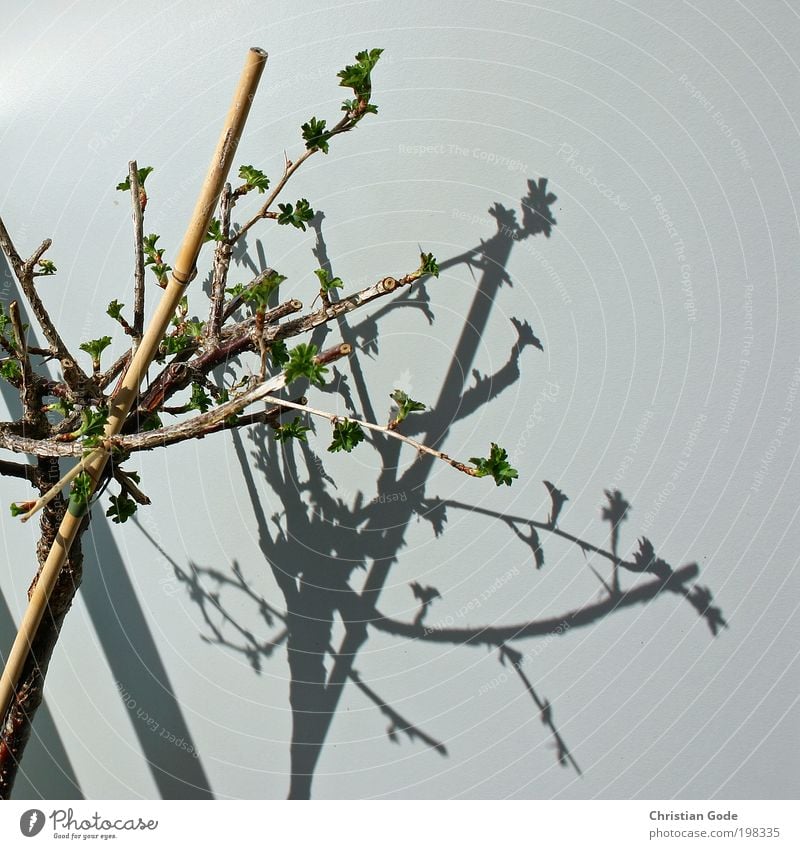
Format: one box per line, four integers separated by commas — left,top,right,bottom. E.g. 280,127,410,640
0,215,93,397
128,161,145,352
0,459,36,483
231,148,318,244
8,301,34,420
208,183,233,343
260,394,484,478
0,214,24,272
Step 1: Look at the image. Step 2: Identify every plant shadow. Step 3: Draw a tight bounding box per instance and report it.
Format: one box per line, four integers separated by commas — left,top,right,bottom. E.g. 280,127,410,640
164,179,724,798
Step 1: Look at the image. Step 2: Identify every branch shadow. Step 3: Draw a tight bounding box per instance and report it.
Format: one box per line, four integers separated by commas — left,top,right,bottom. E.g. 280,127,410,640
168,179,724,797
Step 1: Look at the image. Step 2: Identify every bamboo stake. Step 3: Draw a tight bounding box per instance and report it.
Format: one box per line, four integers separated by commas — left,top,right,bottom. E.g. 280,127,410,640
0,47,268,725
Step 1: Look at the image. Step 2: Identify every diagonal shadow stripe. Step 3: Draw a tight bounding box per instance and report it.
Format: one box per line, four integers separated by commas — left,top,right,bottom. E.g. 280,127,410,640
0,591,84,800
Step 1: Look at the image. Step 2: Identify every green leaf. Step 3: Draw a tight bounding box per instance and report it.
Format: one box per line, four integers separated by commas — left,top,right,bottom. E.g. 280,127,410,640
328,418,366,453
106,491,137,524
418,252,439,278
69,471,93,511
274,417,311,443
161,334,193,355
150,262,172,283
171,295,189,326
241,271,286,311
204,218,225,243
284,342,328,386
314,268,344,294
185,319,204,338
276,199,314,231
79,336,112,367
0,360,21,382
188,383,211,413
269,339,290,368
37,259,57,275
45,397,73,417
10,502,32,517
237,164,270,193
143,233,161,254
76,407,109,447
116,166,153,192
143,233,171,283
225,283,247,299
301,117,331,154
389,389,426,425
470,443,519,487
337,48,383,99
107,299,125,321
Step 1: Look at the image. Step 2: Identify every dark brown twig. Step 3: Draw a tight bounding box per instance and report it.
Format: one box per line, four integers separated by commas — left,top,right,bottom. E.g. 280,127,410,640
0,215,93,397
128,160,145,352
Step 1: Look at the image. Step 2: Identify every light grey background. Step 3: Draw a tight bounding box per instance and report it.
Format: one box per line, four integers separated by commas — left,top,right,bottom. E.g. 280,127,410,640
1,0,798,799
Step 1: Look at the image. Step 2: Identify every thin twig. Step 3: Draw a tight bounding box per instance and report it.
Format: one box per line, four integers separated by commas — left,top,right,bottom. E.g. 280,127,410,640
22,239,52,276
230,110,359,245
8,302,32,417
0,214,23,272
128,160,145,353
209,183,233,343
0,215,93,396
111,466,151,505
99,351,130,390
0,459,36,482
231,148,317,244
259,394,482,478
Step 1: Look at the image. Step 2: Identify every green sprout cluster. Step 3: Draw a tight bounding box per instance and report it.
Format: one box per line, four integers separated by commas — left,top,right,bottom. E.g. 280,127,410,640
470,443,519,487
283,343,328,387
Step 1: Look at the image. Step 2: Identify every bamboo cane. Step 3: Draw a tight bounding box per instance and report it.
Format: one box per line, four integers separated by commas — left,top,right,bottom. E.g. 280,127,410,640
0,47,268,725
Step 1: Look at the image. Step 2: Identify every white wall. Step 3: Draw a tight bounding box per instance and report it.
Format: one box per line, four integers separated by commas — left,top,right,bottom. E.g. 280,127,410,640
1,0,798,799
